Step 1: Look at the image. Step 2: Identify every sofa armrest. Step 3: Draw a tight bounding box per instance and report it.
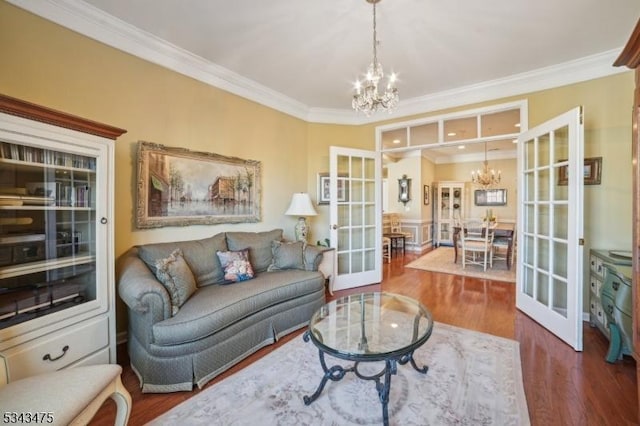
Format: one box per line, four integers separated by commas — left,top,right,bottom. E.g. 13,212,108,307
303,244,325,271
116,247,172,321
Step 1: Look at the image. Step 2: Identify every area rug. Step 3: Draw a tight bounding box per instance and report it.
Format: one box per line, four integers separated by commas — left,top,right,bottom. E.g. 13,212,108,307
406,247,516,283
148,322,529,425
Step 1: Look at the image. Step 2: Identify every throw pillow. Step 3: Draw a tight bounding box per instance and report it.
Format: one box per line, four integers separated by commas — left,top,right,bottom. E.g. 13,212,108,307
226,229,283,273
268,240,305,271
216,249,255,283
154,248,197,316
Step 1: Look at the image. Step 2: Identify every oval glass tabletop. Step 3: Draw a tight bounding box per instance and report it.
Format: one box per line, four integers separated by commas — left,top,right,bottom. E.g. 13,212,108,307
307,292,433,360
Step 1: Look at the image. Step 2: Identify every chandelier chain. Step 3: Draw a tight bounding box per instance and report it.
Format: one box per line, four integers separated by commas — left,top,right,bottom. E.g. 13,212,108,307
372,2,377,66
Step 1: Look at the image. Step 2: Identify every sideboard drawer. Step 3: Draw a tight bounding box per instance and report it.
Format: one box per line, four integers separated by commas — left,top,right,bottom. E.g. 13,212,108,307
1,316,109,382
589,254,598,273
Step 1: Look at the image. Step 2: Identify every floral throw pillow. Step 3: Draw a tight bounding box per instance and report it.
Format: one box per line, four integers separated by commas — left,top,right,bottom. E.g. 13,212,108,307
216,249,255,283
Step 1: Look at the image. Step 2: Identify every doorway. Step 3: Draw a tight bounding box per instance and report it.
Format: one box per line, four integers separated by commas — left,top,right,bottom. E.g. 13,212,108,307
377,100,527,252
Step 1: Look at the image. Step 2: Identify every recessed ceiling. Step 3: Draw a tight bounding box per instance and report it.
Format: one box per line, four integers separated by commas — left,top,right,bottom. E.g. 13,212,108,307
11,0,638,124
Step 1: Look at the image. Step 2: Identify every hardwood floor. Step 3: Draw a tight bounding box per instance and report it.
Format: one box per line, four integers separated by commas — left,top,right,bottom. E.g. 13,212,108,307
92,252,638,425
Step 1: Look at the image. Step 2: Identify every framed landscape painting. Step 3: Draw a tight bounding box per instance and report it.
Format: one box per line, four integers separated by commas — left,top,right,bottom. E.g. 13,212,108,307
136,141,262,228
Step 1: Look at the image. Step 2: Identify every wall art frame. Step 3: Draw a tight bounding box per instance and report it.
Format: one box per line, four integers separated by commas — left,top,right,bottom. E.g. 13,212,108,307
423,185,430,205
136,141,261,228
557,156,602,186
317,172,348,205
474,189,507,206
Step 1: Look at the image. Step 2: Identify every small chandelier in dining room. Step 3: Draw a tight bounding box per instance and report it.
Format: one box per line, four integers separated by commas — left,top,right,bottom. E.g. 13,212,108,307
352,0,399,116
471,142,502,188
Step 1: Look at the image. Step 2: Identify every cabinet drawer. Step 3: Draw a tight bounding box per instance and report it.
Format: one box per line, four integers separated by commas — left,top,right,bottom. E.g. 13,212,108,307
601,293,616,322
68,346,110,368
614,277,632,316
590,276,602,295
596,303,605,327
589,254,598,273
595,257,604,275
2,316,109,382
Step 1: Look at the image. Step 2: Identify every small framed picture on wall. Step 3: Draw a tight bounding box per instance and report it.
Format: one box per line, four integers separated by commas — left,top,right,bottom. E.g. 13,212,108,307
423,185,430,205
317,173,349,204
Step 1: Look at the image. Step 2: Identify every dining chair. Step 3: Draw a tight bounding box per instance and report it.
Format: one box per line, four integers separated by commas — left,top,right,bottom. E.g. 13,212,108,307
493,224,515,268
459,219,494,271
389,213,413,248
382,236,391,263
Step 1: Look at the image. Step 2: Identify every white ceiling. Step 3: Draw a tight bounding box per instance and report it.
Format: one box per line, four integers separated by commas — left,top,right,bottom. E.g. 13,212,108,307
8,0,640,122
8,0,639,162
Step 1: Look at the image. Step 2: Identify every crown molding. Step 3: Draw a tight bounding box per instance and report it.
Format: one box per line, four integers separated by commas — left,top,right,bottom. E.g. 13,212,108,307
390,49,629,123
9,0,631,126
7,0,311,121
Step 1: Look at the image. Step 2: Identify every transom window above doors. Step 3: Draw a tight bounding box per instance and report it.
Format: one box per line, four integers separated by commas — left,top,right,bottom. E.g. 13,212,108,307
376,100,528,164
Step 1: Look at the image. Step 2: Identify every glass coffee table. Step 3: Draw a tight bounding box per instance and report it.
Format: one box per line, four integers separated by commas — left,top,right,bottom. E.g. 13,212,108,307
303,292,433,426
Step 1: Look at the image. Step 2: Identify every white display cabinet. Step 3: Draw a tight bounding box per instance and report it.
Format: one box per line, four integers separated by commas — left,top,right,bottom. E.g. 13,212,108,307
433,181,465,246
0,94,125,382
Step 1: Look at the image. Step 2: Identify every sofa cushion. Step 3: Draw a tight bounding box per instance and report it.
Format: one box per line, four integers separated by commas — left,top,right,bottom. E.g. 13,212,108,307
226,229,282,273
154,249,196,315
138,232,227,286
216,249,255,282
152,269,324,346
267,240,305,271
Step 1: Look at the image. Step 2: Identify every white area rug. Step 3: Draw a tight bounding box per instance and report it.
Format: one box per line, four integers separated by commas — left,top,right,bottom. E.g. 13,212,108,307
406,247,516,283
149,322,529,425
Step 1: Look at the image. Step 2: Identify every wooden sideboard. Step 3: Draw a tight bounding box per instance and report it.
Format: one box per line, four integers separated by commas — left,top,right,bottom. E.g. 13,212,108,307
613,17,640,421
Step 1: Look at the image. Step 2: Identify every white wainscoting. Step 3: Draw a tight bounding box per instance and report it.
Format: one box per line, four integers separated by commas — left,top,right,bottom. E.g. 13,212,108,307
398,218,433,253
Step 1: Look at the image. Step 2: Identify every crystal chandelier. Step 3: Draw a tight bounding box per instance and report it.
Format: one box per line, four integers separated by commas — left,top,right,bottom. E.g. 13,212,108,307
352,0,398,116
471,142,502,188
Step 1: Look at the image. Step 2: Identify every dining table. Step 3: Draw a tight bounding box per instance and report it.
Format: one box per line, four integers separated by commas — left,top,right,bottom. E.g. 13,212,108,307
452,222,515,269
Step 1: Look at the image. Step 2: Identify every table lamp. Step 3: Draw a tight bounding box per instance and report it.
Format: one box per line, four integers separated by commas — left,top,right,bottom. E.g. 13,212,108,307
285,192,317,243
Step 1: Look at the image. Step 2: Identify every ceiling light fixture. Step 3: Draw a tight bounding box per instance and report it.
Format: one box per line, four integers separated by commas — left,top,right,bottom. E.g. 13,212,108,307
471,142,501,188
352,0,398,116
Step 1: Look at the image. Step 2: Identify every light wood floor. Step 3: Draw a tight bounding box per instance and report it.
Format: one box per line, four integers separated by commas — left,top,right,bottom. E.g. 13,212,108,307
92,251,638,425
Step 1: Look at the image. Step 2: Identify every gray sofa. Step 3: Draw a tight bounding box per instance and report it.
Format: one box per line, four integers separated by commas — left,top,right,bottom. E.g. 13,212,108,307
117,229,326,393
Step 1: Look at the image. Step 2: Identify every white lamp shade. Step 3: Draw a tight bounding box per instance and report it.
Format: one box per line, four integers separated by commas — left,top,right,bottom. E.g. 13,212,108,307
285,193,317,216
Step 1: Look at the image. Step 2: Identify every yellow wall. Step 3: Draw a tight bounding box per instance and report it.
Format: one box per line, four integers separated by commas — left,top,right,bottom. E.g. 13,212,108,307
0,2,635,329
436,158,518,222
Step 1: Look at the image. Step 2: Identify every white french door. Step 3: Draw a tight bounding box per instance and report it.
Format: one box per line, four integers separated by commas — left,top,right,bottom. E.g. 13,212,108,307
516,107,584,350
329,146,382,291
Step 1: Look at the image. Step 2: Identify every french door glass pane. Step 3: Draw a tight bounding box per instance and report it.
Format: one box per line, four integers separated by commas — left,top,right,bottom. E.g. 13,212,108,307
553,205,569,239
553,278,568,318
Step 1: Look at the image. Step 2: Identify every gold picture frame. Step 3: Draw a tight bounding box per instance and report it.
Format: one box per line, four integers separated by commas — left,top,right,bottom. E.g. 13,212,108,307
558,156,602,186
136,141,261,228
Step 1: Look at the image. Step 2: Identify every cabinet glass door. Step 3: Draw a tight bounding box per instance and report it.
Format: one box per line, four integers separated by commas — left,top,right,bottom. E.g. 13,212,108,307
441,188,450,219
0,142,98,329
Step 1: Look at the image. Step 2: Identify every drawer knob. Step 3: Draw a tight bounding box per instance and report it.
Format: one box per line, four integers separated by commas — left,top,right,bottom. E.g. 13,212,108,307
612,281,620,291
606,305,614,315
42,345,69,362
